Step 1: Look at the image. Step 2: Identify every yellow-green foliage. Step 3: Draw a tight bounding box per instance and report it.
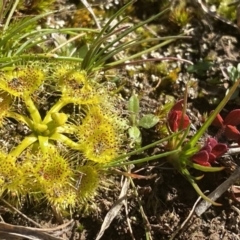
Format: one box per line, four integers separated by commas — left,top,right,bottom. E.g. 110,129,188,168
76,165,100,201
71,8,104,28
0,152,24,195
18,0,56,13
0,66,45,97
77,105,127,163
33,148,72,189
218,0,236,21
145,62,169,76
206,0,236,21
0,92,12,126
45,185,77,210
53,66,100,105
0,63,128,211
206,0,219,4
169,1,192,27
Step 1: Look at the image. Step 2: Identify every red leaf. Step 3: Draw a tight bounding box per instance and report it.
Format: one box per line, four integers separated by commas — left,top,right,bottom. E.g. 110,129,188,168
171,99,184,112
211,143,228,157
178,113,190,130
201,144,212,153
211,113,224,128
207,137,218,148
201,138,218,153
225,125,240,140
191,150,210,166
168,111,179,132
168,111,190,132
224,109,240,126
208,153,216,163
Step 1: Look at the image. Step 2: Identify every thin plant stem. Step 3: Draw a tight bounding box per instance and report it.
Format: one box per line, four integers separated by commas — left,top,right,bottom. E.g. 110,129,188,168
9,134,38,157
113,130,184,162
176,125,190,149
106,149,179,168
129,176,152,240
24,96,42,123
50,132,79,149
7,112,33,128
38,136,49,155
43,99,69,124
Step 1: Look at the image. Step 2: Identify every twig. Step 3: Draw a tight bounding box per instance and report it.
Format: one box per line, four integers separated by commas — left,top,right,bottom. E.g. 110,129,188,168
0,222,63,240
25,220,74,232
122,165,136,240
96,177,130,240
130,178,153,240
80,0,101,30
49,33,87,54
106,56,193,69
225,146,240,155
169,195,203,240
195,167,240,216
0,199,42,228
123,183,135,240
0,199,73,232
231,205,240,215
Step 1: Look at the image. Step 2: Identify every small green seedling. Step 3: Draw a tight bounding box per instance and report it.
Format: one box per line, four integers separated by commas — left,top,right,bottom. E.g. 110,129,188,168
226,63,240,99
127,92,159,148
187,60,213,76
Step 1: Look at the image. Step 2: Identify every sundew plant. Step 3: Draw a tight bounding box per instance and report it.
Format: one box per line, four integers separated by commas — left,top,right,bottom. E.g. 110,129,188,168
0,63,128,209
0,0,185,214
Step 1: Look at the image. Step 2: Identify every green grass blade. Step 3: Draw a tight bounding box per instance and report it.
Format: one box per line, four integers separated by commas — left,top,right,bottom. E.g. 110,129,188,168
81,1,135,70
101,38,178,69
1,11,57,48
90,8,170,70
189,79,240,148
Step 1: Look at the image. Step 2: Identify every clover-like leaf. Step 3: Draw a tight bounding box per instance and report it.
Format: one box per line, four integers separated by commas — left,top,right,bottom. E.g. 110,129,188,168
128,94,139,115
227,65,238,82
226,64,240,99
127,93,139,126
187,60,213,76
138,114,159,129
128,126,142,147
129,126,141,140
